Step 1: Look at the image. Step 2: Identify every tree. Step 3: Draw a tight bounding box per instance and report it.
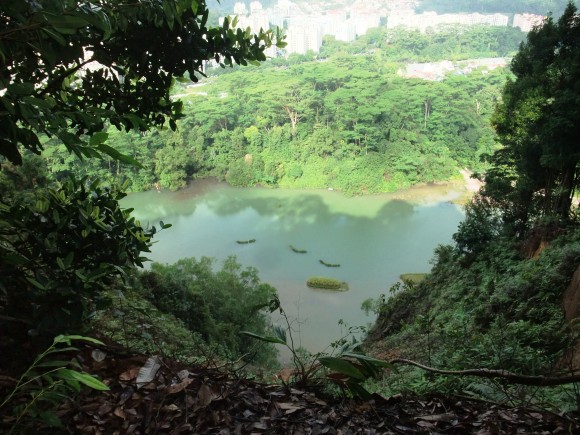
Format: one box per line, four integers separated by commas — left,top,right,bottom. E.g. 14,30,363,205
486,2,580,232
0,0,284,166
0,0,283,333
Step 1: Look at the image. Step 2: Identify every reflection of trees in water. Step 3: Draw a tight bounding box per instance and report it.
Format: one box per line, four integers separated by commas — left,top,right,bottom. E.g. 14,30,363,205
375,199,416,228
206,193,334,228
205,191,422,236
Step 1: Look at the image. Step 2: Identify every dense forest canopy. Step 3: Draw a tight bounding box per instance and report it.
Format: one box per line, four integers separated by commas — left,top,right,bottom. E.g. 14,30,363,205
28,23,526,194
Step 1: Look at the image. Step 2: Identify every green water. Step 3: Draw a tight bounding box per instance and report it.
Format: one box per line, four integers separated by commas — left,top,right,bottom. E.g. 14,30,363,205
122,179,466,361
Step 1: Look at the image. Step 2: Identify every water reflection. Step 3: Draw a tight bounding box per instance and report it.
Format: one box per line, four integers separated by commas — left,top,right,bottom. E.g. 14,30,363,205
122,180,465,357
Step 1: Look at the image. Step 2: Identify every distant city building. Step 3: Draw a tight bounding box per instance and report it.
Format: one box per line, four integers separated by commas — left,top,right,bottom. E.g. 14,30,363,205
223,0,543,61
250,1,263,13
513,13,545,32
274,0,300,16
286,23,323,54
233,2,247,16
350,13,381,36
388,11,509,33
318,11,356,42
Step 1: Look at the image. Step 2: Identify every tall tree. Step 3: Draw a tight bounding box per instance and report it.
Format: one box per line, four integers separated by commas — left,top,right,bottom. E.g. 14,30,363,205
0,0,283,333
486,2,580,232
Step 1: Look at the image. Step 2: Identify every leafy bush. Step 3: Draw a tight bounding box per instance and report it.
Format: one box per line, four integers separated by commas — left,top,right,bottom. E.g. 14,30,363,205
137,256,278,366
0,177,163,334
0,335,108,433
93,286,224,364
366,226,580,410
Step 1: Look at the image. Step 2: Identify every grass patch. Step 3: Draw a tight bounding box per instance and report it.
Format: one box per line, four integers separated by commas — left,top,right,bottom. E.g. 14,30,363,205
307,276,348,291
399,273,428,285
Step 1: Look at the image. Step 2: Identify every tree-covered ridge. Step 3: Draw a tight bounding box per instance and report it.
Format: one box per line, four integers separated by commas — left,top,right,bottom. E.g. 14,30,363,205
32,24,524,194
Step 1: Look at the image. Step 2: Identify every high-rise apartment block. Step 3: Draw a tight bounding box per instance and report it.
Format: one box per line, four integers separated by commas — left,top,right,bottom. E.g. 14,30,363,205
513,13,545,32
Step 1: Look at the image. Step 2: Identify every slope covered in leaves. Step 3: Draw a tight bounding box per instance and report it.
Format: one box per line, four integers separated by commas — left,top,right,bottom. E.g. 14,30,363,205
2,342,579,433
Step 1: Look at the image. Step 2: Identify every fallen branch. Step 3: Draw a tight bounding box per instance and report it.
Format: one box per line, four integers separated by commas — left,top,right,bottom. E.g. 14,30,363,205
390,358,580,387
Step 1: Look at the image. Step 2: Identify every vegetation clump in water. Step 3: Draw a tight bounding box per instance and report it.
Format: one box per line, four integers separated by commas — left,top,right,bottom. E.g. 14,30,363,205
307,277,348,291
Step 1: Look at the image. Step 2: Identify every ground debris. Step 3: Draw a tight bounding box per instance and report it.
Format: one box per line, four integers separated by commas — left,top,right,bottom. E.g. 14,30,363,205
4,348,580,434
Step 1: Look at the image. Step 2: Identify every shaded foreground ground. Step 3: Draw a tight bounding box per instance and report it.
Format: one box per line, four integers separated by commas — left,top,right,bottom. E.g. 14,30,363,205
3,345,579,434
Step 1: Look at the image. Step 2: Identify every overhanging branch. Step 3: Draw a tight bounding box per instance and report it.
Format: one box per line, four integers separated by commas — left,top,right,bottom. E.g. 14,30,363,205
390,358,580,387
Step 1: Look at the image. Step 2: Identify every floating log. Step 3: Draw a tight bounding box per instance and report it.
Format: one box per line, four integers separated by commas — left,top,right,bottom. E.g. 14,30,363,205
319,259,340,268
289,245,307,254
236,239,256,244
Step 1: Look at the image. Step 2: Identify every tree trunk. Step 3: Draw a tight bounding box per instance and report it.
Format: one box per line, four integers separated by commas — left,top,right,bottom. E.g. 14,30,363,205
555,162,577,221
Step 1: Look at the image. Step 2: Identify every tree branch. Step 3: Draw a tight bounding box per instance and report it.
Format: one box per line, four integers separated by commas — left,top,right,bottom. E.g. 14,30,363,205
390,358,580,387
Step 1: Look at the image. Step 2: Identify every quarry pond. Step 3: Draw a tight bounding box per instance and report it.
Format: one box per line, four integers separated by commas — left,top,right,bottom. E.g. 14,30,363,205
122,179,467,362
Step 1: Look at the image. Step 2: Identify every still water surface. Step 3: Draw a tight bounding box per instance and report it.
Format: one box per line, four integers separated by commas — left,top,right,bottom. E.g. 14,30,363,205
122,180,466,361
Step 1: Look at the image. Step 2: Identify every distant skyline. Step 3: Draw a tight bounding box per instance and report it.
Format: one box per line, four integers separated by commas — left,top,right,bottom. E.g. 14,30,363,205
220,1,544,56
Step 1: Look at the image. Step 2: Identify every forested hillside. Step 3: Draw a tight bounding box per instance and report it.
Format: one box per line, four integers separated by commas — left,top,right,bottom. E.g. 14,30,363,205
365,2,580,411
2,0,580,431
30,25,525,194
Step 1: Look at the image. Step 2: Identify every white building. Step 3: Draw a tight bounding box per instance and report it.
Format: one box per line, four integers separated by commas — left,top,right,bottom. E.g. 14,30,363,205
250,1,263,13
513,13,545,32
286,23,323,54
350,13,381,36
233,2,247,16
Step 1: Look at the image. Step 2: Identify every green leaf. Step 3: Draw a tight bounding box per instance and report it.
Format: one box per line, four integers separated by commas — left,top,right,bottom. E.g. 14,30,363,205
56,335,105,346
89,132,109,146
273,324,287,343
96,143,143,167
2,253,29,265
7,82,34,96
0,139,22,165
341,352,397,370
318,357,366,381
21,96,57,109
55,369,109,391
46,346,78,355
42,28,67,46
36,410,64,428
45,14,89,31
36,360,74,368
345,381,372,400
240,330,287,345
26,277,46,290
